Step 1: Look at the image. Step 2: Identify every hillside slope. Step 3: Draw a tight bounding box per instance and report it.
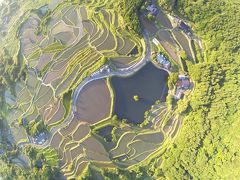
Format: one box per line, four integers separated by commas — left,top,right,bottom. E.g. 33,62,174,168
158,0,240,179
91,0,240,179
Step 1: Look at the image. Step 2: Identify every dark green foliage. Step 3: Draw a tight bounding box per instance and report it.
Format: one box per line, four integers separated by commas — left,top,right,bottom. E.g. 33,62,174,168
180,57,188,72
0,146,60,180
147,13,155,21
63,90,73,119
26,119,47,137
111,127,117,142
115,0,143,35
157,0,240,179
166,94,173,109
82,165,150,180
158,0,177,11
168,72,178,89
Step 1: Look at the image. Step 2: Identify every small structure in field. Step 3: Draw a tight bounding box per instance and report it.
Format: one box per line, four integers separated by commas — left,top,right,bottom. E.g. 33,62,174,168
172,16,181,24
176,78,190,90
157,53,171,69
175,74,190,99
171,16,192,35
179,21,191,33
33,132,47,145
146,5,159,16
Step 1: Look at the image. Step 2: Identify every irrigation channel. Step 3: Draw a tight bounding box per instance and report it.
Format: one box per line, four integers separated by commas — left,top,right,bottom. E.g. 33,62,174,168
20,19,168,148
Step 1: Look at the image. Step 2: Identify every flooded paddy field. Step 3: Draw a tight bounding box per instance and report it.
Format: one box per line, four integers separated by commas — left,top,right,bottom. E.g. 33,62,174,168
142,17,158,35
156,10,173,29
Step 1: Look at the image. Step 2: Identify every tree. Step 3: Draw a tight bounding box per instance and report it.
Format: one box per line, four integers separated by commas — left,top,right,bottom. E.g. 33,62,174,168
179,50,187,60
112,115,118,121
168,72,178,89
166,94,174,109
140,4,146,13
100,56,108,64
111,127,117,142
133,95,139,101
147,13,155,21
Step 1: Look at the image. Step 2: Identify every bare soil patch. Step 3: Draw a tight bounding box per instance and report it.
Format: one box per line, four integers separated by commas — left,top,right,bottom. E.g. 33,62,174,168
76,79,111,124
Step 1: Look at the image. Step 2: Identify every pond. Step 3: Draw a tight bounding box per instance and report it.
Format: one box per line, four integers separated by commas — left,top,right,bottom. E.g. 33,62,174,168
111,62,169,124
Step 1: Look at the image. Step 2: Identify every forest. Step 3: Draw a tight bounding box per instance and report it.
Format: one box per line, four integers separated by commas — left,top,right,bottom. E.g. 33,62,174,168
114,0,142,35
159,0,240,178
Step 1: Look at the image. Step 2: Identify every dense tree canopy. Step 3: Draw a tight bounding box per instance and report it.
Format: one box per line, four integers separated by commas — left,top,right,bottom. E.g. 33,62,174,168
157,0,240,178
115,0,142,35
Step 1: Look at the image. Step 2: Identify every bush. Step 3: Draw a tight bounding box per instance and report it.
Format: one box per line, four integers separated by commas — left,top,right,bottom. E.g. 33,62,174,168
166,94,173,109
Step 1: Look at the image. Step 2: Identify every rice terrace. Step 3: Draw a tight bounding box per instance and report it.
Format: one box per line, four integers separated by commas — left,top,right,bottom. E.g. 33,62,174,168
0,0,220,179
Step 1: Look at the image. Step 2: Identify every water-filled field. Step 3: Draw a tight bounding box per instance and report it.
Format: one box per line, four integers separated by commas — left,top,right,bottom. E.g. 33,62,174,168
173,29,193,60
111,62,169,124
156,10,173,29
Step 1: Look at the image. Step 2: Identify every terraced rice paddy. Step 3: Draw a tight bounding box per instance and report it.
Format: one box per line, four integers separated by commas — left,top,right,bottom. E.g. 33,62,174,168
158,30,177,49
7,1,142,138
142,17,158,35
110,57,137,68
158,40,180,64
144,7,196,67
47,108,181,177
4,1,146,177
142,12,181,65
3,0,187,177
172,29,193,60
49,117,112,178
96,125,114,142
156,10,173,29
44,62,180,178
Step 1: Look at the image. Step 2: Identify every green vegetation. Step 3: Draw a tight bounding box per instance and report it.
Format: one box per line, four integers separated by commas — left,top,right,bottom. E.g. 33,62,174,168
97,0,240,179
133,95,139,102
158,0,240,178
192,40,203,63
0,0,144,178
139,110,150,128
26,119,47,137
87,0,240,179
166,94,174,109
63,90,72,119
147,13,155,22
0,146,60,179
1,0,238,179
168,72,178,89
111,127,117,142
115,0,143,35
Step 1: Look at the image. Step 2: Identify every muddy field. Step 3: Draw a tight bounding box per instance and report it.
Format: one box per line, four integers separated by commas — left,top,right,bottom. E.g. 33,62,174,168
76,79,112,124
